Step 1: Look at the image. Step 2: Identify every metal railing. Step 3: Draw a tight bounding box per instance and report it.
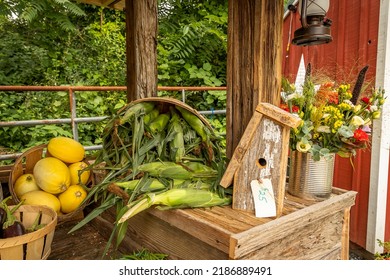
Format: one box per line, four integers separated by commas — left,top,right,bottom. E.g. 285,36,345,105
0,85,227,161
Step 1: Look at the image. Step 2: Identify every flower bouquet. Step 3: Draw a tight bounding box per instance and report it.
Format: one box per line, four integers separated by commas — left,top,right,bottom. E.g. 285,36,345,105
281,76,385,161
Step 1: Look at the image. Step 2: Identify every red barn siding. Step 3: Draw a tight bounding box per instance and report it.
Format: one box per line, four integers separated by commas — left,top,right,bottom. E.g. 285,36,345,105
282,0,389,249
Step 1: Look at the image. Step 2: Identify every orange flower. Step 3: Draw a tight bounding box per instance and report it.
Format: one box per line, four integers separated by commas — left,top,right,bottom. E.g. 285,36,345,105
315,84,339,106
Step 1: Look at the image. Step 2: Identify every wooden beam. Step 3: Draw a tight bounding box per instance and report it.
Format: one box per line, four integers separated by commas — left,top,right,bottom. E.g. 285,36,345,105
226,0,284,158
124,0,158,101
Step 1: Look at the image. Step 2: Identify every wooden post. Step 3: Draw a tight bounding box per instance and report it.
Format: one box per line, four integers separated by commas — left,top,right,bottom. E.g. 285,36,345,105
125,0,158,101
226,0,284,158
366,0,390,254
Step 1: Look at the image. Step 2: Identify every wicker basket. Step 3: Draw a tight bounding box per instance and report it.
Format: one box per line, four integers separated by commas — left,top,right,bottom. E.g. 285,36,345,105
91,97,216,186
8,144,92,223
0,204,57,260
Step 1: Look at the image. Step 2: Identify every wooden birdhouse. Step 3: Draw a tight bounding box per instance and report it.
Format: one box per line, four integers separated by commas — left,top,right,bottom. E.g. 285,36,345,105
220,102,301,217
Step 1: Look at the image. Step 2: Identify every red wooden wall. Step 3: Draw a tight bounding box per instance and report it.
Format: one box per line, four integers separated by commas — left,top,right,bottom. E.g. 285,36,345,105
282,0,390,248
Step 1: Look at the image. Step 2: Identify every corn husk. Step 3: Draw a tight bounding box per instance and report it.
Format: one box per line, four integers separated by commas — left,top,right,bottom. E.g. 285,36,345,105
118,188,232,223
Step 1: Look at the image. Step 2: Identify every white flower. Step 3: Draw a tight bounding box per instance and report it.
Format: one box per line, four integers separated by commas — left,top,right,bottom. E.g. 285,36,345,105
350,116,365,127
296,141,311,153
370,105,378,112
343,100,354,107
286,93,299,101
316,126,331,133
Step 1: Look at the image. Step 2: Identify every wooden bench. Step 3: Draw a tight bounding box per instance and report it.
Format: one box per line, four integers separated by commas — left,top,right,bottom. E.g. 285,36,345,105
87,187,357,260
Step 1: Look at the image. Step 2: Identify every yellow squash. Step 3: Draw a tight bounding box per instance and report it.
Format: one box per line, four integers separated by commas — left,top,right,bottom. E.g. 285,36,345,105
33,157,71,194
20,190,61,213
14,173,40,198
68,161,91,185
58,185,87,214
47,136,85,164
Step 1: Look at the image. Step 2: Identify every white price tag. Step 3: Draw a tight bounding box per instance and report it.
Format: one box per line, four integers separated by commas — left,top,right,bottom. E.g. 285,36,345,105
250,179,277,218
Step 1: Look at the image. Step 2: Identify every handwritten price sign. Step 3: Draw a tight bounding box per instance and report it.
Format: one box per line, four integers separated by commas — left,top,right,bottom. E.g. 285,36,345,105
250,179,276,218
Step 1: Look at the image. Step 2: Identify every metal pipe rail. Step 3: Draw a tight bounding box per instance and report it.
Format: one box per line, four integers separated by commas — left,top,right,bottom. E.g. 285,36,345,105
0,85,227,160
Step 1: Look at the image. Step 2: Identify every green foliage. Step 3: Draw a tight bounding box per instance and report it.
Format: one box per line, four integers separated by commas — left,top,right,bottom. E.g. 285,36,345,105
375,239,390,260
157,0,227,87
0,0,228,162
119,248,168,260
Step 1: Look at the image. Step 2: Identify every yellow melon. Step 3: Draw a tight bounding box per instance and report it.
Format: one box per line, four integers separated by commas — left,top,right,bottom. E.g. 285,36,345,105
20,190,61,213
58,185,87,214
14,173,40,198
33,157,71,194
68,161,91,185
47,136,85,164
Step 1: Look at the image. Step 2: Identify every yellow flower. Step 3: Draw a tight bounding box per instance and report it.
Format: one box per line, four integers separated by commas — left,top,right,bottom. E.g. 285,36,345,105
354,105,362,112
338,102,351,111
296,141,311,153
372,111,381,119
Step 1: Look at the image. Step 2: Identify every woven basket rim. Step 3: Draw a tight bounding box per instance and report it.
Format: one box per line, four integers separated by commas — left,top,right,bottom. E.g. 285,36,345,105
0,204,57,249
125,97,214,130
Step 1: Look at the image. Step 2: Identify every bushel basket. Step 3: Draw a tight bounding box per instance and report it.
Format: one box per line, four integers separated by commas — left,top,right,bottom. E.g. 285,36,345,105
8,144,92,223
0,204,57,260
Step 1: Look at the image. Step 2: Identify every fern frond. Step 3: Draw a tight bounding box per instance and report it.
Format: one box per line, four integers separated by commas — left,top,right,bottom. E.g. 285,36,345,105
54,14,76,31
20,2,47,22
61,0,86,16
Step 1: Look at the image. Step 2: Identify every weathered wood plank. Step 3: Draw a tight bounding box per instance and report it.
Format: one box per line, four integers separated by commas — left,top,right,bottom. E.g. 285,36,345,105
229,191,357,259
341,207,351,260
235,211,345,260
256,103,301,128
92,207,227,260
220,112,263,188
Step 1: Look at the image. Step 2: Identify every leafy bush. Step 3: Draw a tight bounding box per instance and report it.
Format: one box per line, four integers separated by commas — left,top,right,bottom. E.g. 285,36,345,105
0,1,228,164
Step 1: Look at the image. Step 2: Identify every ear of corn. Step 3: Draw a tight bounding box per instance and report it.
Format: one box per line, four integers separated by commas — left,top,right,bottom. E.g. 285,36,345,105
115,179,166,192
168,107,185,163
137,161,218,180
175,106,208,142
118,188,232,223
143,108,160,125
137,161,192,180
175,105,214,162
183,161,217,173
119,102,155,125
148,113,170,134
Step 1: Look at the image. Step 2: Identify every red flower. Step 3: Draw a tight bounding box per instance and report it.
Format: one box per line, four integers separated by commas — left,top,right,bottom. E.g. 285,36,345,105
280,103,289,112
280,104,299,113
291,105,299,113
361,97,371,104
353,128,369,142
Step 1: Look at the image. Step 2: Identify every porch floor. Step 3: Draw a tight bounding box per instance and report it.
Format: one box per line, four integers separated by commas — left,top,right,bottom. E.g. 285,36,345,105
48,219,123,260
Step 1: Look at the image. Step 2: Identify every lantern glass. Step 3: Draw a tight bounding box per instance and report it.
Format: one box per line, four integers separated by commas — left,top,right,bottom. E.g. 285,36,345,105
298,0,329,17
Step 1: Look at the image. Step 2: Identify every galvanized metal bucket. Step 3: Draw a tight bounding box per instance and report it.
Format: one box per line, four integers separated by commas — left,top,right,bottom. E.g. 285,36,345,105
287,151,335,200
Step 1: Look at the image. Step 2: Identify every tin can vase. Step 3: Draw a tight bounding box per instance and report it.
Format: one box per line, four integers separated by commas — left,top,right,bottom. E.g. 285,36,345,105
287,151,335,200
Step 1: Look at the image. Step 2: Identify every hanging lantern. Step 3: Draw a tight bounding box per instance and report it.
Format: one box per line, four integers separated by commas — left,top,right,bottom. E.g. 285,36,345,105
292,0,333,46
